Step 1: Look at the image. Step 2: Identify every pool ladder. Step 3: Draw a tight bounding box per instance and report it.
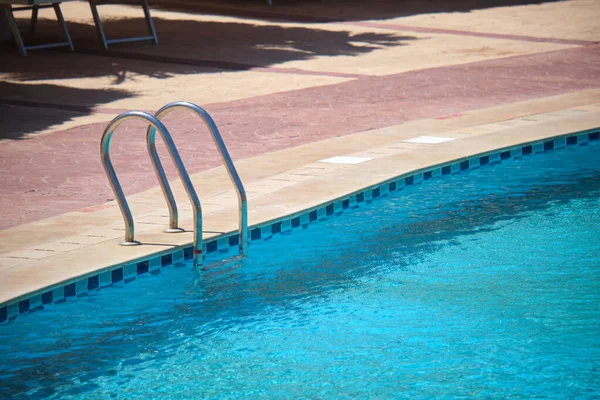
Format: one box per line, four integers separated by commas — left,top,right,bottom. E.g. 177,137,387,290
100,101,248,267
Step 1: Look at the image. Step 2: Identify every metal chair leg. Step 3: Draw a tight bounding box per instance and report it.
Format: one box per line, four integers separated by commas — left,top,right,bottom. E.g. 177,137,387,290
53,3,73,51
141,0,157,45
3,3,74,56
88,0,157,49
3,5,27,55
88,0,108,49
30,5,38,33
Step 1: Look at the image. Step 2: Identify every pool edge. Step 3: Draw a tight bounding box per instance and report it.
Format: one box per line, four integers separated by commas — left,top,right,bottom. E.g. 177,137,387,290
2,127,598,324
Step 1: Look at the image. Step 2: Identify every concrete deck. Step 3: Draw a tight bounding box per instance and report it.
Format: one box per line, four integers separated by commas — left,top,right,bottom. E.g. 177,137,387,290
0,0,599,306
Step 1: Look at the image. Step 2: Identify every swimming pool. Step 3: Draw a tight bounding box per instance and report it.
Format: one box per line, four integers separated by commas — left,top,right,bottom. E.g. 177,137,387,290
1,136,599,398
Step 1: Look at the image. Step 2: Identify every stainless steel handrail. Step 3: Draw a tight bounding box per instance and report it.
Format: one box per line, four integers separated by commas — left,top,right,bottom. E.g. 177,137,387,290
146,101,249,256
100,111,204,267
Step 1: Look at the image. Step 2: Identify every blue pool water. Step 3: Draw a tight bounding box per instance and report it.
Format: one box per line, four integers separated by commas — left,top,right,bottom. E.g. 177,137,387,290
1,140,599,399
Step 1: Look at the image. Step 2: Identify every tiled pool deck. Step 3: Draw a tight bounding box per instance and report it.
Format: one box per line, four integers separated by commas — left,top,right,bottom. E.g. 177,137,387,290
1,0,599,321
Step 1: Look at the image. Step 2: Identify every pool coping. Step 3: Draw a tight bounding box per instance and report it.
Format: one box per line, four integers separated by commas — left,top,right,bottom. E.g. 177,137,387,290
1,103,599,324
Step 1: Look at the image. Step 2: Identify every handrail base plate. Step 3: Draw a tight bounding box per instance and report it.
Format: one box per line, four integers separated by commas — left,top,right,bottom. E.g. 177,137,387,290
163,228,185,233
119,240,142,246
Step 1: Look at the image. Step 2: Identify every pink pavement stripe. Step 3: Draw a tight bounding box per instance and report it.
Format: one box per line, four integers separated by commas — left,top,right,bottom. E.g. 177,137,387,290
250,66,369,79
1,44,599,230
435,113,465,120
347,21,597,47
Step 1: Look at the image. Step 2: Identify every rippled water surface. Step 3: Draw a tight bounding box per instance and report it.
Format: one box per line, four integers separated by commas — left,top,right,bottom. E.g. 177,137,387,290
1,141,599,399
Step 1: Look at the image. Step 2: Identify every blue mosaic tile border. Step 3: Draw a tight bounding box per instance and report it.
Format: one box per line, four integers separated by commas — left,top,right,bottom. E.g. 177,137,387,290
1,128,598,325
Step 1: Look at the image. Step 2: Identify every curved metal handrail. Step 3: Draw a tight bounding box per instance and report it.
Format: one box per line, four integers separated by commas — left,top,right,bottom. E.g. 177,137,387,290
100,111,204,267
146,101,248,256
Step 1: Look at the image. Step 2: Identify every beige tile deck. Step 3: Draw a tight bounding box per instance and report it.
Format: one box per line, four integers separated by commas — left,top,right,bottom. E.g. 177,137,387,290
1,92,599,306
